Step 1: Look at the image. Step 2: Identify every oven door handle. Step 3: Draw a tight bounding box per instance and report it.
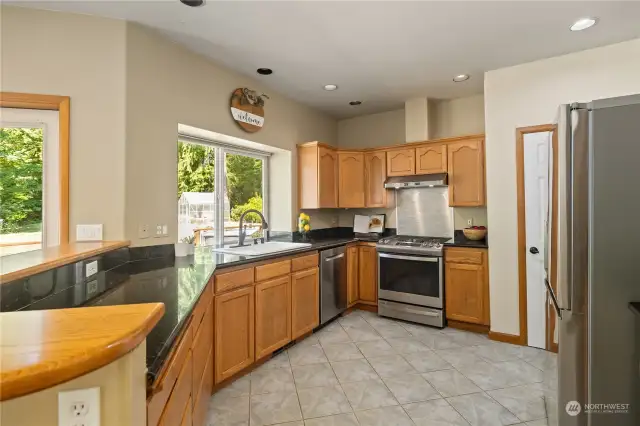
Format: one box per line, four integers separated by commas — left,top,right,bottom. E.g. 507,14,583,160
378,253,438,262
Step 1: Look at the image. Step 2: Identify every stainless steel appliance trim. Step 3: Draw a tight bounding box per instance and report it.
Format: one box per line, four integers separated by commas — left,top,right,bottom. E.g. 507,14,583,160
377,255,444,309
544,278,562,319
378,252,438,262
325,253,345,262
378,300,444,328
320,246,347,325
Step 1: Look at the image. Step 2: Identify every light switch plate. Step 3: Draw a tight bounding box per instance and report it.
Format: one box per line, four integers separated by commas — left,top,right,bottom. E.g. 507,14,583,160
58,387,100,426
138,224,150,239
76,224,103,241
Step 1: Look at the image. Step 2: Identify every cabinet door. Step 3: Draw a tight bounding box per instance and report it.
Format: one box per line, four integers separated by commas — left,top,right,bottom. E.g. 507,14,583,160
358,247,377,304
338,152,365,208
318,146,339,208
386,148,415,177
214,286,255,383
291,267,319,339
447,139,485,206
346,245,359,305
255,275,291,359
365,151,387,208
445,262,485,324
416,144,447,174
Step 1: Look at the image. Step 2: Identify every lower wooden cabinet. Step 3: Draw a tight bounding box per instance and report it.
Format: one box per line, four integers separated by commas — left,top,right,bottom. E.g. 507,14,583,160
358,246,378,304
214,286,255,383
193,351,213,426
255,275,292,359
291,267,320,339
346,245,359,306
180,397,192,426
159,352,192,426
444,247,490,325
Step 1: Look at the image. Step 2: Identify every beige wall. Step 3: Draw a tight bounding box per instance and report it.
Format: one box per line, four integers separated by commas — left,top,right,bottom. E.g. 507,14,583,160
125,24,337,245
338,109,405,149
429,94,485,139
0,6,127,241
0,343,146,426
485,38,640,335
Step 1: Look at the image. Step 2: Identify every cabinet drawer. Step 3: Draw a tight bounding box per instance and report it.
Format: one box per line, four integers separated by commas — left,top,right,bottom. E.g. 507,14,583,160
255,259,291,282
180,397,192,426
147,321,193,426
192,300,213,398
193,351,214,426
215,267,254,294
292,253,319,272
445,248,484,265
159,351,192,426
191,282,212,332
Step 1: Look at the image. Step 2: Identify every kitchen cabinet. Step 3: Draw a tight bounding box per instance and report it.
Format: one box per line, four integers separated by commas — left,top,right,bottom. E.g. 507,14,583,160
364,151,388,208
386,148,415,177
192,299,213,398
255,275,291,359
339,152,365,207
346,245,359,306
358,246,378,305
291,267,319,339
158,352,192,426
444,247,489,325
214,286,255,383
298,142,338,209
416,144,447,174
447,138,485,206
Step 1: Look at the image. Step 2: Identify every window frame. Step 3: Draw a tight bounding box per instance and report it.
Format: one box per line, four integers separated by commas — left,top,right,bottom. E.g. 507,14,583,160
178,134,270,246
0,92,70,245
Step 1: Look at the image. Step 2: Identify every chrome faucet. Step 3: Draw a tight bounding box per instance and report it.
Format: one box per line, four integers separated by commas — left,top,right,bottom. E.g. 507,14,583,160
237,209,269,247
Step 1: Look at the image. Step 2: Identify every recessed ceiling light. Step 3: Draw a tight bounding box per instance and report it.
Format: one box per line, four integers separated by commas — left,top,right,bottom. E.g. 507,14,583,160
453,74,470,82
349,101,362,106
324,84,338,91
180,0,205,7
571,17,597,31
256,68,273,75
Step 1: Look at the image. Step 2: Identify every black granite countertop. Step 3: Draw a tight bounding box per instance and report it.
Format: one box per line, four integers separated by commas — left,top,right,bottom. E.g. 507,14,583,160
444,230,489,249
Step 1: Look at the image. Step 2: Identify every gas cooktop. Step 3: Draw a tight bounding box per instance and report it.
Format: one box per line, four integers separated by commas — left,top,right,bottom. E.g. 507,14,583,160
376,235,452,256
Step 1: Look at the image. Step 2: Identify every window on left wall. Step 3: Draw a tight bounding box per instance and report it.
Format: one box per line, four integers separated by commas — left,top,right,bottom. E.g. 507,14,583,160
0,108,61,256
177,135,269,247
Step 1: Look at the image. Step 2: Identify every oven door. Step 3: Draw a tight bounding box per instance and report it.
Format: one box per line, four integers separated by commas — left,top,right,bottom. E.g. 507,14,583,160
378,252,443,308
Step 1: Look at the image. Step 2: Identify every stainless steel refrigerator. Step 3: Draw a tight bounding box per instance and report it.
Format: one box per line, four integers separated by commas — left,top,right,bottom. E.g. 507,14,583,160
546,94,640,426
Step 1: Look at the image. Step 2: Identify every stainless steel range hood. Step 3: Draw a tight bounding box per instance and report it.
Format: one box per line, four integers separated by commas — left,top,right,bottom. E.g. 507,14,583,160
384,173,447,189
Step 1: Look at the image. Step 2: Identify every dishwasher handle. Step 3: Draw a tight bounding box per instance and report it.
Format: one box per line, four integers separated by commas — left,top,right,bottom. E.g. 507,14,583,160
325,253,345,262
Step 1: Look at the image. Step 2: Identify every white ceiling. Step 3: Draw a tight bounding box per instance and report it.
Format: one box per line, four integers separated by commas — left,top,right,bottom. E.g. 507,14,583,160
9,1,640,118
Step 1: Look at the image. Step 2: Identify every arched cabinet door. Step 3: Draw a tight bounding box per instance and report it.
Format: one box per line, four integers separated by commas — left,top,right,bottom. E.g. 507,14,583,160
416,144,447,174
365,151,387,208
447,138,486,206
386,148,415,177
338,152,365,208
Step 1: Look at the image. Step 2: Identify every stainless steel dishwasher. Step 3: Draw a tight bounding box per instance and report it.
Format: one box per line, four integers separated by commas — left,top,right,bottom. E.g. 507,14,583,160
320,245,347,324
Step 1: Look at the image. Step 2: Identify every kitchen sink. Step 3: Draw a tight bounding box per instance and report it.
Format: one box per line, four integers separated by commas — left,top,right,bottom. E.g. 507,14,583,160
212,241,311,256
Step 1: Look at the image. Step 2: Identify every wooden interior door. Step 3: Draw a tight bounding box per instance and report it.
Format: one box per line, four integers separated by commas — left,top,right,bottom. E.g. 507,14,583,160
447,139,485,206
346,245,359,305
338,152,365,207
365,151,387,207
386,148,415,177
416,144,447,174
318,146,338,208
214,286,254,383
291,267,319,339
358,246,377,304
255,275,291,359
445,262,485,324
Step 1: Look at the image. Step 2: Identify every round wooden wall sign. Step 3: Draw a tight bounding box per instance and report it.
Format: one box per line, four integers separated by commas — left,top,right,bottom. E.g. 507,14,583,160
230,88,268,133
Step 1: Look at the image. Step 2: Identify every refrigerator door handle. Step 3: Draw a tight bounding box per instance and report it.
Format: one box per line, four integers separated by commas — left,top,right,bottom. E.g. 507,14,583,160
544,278,562,320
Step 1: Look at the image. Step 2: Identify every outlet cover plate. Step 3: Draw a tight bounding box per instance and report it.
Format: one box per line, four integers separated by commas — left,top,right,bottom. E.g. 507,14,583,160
58,387,100,426
85,261,98,278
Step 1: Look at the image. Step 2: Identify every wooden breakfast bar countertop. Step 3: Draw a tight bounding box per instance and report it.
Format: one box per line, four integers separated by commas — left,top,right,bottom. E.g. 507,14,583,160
0,303,164,401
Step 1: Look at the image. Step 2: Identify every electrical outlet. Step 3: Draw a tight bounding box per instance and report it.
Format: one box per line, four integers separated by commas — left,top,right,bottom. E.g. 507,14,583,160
76,225,103,242
467,218,473,227
85,261,98,278
162,225,168,236
58,387,100,426
138,224,150,239
155,225,163,238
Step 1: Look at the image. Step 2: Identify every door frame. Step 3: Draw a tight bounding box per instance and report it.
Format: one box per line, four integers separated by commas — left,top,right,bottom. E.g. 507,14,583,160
515,124,558,349
0,92,70,244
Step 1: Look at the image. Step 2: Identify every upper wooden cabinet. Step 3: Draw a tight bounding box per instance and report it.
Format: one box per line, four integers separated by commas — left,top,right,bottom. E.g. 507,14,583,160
298,142,338,209
386,148,415,177
416,144,447,174
444,247,489,325
255,275,291,360
447,138,486,206
291,267,319,339
338,152,365,208
214,286,255,383
364,151,387,208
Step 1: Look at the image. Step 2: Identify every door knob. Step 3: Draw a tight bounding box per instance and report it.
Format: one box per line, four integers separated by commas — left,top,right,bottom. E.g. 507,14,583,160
529,247,539,254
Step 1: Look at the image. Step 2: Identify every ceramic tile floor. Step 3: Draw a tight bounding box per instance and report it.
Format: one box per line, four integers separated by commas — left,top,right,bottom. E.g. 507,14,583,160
206,309,557,426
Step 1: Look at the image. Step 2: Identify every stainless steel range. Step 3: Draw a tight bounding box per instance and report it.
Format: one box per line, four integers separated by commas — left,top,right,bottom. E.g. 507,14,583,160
376,184,454,328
